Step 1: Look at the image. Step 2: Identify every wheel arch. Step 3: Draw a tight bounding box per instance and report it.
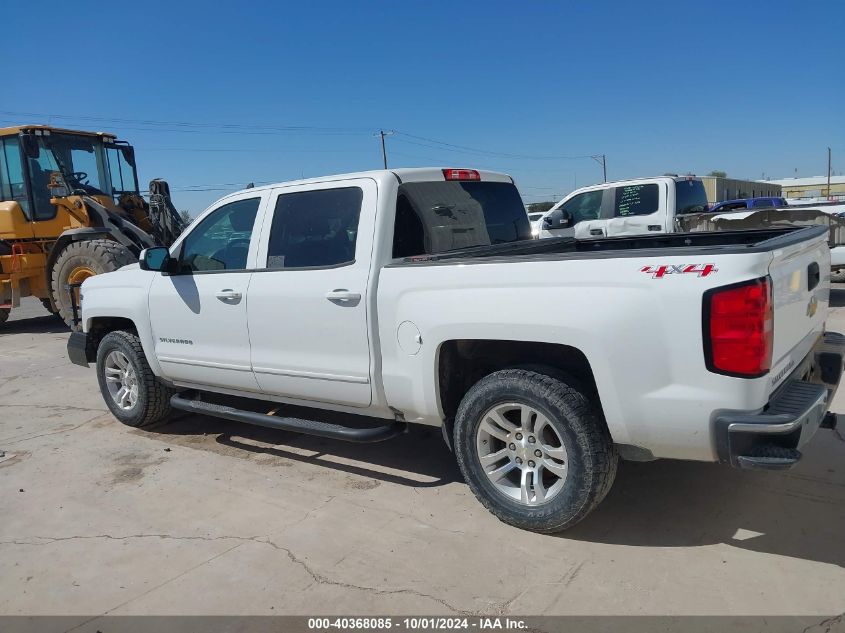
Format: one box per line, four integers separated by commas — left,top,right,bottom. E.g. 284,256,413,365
436,339,603,449
84,313,163,379
83,316,138,363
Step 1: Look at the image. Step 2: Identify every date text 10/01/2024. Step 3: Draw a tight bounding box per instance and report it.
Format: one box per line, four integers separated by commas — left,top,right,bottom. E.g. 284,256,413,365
307,617,528,630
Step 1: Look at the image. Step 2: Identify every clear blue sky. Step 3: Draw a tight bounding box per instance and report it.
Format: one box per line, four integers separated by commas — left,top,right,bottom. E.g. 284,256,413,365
3,0,843,213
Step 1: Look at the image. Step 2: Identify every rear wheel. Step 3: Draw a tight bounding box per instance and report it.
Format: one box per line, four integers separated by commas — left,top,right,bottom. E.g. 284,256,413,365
0,308,8,326
51,239,135,329
96,330,175,427
453,369,618,533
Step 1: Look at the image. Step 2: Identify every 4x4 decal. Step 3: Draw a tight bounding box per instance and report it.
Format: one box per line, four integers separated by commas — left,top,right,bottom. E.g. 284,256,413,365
640,263,718,279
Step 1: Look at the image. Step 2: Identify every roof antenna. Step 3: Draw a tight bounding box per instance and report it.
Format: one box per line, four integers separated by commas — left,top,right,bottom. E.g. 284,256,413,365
246,182,254,189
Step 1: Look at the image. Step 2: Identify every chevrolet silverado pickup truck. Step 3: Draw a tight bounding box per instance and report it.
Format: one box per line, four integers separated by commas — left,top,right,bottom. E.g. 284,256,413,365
68,167,843,533
539,176,845,271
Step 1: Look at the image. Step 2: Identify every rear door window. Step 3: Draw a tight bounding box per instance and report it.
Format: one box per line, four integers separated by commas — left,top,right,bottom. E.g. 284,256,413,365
613,183,659,216
267,187,363,269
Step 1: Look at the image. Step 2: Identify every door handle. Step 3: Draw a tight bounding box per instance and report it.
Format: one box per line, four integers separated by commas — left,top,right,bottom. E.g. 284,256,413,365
216,289,242,301
589,229,604,236
325,289,361,303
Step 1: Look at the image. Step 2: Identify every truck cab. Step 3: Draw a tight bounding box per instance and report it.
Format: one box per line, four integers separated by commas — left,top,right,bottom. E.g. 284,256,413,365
538,176,709,239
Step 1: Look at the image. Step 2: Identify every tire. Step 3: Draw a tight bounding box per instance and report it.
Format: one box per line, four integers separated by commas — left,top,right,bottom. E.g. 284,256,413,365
41,298,59,316
96,330,175,427
0,308,8,326
453,369,618,533
51,239,136,329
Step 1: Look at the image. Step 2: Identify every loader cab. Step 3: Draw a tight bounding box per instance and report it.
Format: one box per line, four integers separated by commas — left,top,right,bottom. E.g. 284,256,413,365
0,126,140,225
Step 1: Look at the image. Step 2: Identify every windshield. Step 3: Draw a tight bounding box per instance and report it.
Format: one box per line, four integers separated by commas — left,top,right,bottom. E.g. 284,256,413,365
393,181,531,258
675,179,709,214
33,134,138,199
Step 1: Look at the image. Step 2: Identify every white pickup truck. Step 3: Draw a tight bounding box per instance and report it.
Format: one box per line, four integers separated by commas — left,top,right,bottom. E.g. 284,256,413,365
68,167,843,533
539,176,845,270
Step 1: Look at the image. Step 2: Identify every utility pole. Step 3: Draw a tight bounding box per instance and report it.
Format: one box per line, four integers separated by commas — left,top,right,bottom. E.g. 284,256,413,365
592,154,607,182
827,147,832,200
374,129,395,169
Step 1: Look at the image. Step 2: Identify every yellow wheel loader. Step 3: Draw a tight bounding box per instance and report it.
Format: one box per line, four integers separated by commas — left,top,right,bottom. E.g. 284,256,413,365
0,125,185,328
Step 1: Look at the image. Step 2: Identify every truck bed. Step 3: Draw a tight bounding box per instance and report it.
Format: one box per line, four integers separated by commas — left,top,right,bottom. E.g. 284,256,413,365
392,225,828,266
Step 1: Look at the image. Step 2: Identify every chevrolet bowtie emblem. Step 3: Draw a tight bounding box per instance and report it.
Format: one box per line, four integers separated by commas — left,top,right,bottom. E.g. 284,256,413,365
807,295,818,318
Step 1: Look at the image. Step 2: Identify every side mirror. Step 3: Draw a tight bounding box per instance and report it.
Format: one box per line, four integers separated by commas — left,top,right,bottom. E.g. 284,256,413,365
543,209,574,230
139,247,171,272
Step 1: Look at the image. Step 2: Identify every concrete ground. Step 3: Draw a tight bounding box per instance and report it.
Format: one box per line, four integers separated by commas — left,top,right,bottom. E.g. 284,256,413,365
1,294,844,617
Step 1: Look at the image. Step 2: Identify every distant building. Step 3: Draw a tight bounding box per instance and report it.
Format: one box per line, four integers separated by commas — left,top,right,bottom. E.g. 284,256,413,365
765,176,845,201
700,177,782,204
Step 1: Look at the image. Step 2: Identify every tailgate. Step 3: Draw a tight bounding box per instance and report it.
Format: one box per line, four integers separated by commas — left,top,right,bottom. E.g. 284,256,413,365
767,229,830,394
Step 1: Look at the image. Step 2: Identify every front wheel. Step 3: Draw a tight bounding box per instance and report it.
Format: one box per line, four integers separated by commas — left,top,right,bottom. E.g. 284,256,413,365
96,330,175,427
453,369,618,533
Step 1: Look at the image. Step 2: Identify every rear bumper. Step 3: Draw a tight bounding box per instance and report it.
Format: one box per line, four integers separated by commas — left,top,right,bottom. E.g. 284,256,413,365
67,331,90,367
714,331,843,470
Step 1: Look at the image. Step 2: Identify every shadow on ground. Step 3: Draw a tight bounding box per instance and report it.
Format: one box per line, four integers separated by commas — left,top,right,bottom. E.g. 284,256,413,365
565,436,845,568
0,314,69,335
142,405,845,569
145,411,462,488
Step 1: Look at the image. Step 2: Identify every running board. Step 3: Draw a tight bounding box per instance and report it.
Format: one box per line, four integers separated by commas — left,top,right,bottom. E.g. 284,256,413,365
170,393,407,443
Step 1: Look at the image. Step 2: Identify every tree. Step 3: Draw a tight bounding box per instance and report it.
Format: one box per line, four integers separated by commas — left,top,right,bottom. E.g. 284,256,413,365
707,170,727,178
527,201,555,213
179,210,193,224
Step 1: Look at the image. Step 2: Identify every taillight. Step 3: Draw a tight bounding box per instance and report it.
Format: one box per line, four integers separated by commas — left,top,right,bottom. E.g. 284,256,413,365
704,277,773,377
442,168,480,181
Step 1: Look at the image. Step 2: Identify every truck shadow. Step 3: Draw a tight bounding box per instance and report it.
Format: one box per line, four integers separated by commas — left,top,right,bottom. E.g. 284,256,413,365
147,412,462,488
0,314,69,335
564,433,845,568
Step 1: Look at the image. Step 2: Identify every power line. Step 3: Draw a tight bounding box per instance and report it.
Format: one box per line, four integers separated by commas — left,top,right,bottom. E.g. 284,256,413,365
393,131,597,161
0,110,374,134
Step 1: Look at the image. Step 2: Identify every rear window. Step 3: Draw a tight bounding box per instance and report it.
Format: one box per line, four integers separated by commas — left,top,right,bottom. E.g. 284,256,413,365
675,179,709,214
392,181,530,258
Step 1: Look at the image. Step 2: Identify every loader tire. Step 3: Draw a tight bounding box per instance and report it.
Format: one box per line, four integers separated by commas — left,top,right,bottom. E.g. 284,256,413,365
41,298,59,316
51,239,136,330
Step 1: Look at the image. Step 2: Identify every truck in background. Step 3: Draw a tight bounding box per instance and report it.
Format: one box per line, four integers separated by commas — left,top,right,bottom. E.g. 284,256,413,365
538,176,845,270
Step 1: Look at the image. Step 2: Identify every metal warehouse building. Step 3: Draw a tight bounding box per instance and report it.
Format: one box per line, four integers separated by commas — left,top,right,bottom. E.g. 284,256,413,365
700,177,782,204
766,176,845,201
